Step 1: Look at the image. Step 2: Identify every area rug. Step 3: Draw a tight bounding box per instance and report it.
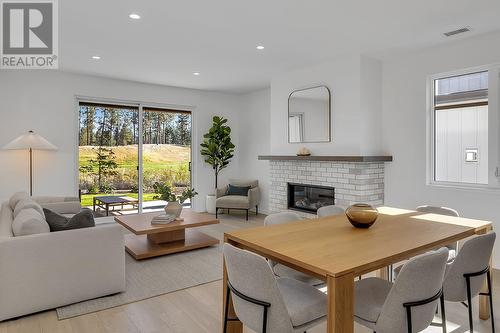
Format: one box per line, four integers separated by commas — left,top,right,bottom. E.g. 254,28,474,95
56,218,257,319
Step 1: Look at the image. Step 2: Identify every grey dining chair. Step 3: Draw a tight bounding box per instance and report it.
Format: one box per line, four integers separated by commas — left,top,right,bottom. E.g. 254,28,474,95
223,244,327,333
316,205,344,218
355,247,449,333
264,212,324,286
442,231,496,332
393,205,460,279
416,205,460,258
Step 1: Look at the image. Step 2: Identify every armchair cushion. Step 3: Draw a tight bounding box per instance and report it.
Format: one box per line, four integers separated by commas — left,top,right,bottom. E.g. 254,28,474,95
216,195,250,209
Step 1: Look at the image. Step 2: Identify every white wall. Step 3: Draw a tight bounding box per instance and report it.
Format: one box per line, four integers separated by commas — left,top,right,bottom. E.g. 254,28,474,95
270,54,384,155
0,71,243,211
238,89,271,213
382,31,500,268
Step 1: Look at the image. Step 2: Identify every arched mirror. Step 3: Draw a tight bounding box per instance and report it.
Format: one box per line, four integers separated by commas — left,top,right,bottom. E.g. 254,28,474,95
288,85,331,143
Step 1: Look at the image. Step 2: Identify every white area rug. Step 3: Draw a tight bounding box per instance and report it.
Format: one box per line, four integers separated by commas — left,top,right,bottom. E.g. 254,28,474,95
56,217,257,319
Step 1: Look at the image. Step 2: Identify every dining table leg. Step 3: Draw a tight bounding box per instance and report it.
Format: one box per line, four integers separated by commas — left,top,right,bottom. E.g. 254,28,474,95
327,273,355,333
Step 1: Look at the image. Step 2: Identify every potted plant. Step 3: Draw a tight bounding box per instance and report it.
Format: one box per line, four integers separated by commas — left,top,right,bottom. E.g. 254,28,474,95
153,182,198,217
200,116,235,214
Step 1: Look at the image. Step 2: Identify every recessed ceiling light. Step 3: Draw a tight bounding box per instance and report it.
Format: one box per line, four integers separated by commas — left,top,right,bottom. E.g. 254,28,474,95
92,55,101,60
256,45,265,50
129,13,141,20
193,72,200,76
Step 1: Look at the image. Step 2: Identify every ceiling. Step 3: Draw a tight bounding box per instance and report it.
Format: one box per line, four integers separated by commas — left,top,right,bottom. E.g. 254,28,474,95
60,0,500,93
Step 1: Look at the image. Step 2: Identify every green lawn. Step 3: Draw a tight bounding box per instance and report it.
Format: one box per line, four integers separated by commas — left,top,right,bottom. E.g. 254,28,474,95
80,192,159,207
79,144,191,193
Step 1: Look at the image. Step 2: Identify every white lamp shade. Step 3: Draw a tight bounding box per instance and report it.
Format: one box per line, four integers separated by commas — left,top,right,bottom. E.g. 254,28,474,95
2,131,57,151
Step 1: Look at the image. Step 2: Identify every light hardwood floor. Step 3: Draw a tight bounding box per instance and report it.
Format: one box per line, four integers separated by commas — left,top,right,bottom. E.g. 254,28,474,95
0,212,498,333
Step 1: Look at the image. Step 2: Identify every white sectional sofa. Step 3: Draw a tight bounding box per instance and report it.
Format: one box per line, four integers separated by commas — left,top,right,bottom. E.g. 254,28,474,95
0,194,126,321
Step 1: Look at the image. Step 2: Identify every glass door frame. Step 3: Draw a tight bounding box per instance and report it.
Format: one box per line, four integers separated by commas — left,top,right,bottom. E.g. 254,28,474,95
76,96,195,213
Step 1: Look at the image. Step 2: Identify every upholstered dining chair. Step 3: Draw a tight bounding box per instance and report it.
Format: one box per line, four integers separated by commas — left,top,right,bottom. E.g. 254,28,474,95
393,205,460,279
355,248,449,333
416,205,460,258
223,244,327,333
264,212,324,286
316,205,344,218
442,231,496,333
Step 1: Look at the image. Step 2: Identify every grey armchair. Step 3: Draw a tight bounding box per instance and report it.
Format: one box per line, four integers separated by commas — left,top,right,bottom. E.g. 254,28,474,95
216,179,260,220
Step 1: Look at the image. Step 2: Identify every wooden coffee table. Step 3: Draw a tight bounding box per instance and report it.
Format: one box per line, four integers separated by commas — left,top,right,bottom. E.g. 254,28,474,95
114,209,220,260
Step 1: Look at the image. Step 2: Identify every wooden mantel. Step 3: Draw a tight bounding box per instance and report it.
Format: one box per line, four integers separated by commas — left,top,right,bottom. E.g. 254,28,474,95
258,155,393,162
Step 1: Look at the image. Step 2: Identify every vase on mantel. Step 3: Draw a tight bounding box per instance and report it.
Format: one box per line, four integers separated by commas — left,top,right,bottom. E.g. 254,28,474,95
164,201,183,218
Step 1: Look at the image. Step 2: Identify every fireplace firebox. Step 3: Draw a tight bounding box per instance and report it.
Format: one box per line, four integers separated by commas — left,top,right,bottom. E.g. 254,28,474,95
287,183,335,213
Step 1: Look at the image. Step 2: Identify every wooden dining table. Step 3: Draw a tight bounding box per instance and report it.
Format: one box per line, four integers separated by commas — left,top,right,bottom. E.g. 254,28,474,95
222,206,493,333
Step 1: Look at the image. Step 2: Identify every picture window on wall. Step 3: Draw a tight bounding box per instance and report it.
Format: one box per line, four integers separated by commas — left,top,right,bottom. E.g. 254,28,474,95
432,71,488,185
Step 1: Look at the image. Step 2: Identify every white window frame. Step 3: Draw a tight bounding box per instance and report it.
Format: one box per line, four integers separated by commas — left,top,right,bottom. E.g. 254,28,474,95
427,64,500,191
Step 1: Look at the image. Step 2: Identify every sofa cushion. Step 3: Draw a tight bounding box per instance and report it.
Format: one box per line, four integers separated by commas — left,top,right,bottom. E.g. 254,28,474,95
38,201,82,215
229,179,258,189
216,195,250,209
12,208,50,236
0,203,14,238
43,208,95,232
33,196,80,203
9,192,29,210
13,199,44,218
226,184,251,196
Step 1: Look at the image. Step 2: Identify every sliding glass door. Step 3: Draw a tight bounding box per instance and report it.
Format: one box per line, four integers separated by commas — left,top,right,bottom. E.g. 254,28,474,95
141,108,192,212
78,101,192,216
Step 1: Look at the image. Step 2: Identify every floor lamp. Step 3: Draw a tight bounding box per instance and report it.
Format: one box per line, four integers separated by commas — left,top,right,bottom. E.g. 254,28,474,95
2,130,58,196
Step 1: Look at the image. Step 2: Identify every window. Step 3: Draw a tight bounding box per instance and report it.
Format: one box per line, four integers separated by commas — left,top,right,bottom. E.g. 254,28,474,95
432,71,489,185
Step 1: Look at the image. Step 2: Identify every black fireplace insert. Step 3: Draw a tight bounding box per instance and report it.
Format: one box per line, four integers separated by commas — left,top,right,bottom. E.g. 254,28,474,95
287,183,335,213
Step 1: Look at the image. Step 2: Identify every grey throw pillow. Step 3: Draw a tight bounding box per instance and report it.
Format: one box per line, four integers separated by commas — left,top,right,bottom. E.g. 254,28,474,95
43,208,95,232
226,184,251,196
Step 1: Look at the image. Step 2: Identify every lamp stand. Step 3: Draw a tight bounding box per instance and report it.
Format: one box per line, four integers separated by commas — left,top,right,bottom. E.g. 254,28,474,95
29,148,33,196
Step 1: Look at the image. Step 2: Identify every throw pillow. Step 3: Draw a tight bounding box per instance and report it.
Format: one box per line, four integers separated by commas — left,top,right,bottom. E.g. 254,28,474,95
12,208,50,236
9,191,29,210
43,208,95,232
13,198,44,218
226,184,251,196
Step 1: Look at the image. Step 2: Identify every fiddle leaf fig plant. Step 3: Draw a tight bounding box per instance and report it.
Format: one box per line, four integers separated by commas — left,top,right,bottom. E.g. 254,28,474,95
200,116,235,190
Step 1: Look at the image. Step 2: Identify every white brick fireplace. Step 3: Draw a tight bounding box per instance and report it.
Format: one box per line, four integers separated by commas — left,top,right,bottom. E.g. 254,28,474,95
260,156,391,215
